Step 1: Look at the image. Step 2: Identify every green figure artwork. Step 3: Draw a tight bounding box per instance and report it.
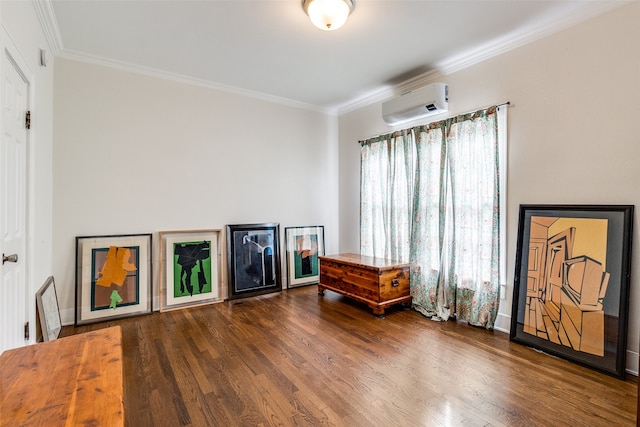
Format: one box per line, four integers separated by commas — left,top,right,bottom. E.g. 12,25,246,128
173,241,212,298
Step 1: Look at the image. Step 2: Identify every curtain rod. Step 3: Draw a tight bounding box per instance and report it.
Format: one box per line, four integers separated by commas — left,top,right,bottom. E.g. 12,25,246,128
457,101,510,118
357,101,511,145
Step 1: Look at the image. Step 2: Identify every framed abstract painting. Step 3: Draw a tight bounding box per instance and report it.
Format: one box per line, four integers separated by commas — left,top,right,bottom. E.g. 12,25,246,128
510,205,633,378
159,229,223,312
285,225,324,288
75,233,152,325
226,223,281,300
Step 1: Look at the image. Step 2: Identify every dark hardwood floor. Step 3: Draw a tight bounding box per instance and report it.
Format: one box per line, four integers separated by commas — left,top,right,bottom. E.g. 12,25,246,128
63,286,637,426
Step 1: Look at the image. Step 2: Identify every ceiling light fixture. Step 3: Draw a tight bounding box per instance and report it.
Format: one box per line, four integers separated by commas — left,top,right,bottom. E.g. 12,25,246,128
302,0,355,31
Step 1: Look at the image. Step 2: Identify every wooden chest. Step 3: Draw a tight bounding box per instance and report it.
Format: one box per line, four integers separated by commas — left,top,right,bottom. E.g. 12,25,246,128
318,253,412,317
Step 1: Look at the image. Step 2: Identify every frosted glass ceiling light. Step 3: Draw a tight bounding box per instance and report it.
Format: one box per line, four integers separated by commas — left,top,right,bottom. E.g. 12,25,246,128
302,0,355,31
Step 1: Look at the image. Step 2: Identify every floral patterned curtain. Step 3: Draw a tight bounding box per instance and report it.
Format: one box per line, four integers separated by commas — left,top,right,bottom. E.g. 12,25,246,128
360,107,501,329
360,130,415,262
441,108,500,328
409,123,451,321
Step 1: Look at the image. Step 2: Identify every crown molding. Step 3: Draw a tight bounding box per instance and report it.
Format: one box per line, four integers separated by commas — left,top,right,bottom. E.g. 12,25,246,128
437,1,632,75
36,0,632,118
339,1,632,116
31,0,63,55
57,49,334,115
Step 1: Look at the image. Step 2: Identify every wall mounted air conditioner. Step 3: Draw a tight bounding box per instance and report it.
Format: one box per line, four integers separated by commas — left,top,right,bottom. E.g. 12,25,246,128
382,83,449,126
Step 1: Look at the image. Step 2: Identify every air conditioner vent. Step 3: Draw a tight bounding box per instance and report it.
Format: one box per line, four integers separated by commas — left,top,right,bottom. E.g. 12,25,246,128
382,83,448,126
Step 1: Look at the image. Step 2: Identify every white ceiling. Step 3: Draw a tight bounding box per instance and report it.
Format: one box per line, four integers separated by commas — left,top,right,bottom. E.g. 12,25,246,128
46,0,630,113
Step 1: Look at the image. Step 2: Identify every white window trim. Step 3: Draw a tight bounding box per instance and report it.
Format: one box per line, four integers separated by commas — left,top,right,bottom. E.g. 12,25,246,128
497,104,508,298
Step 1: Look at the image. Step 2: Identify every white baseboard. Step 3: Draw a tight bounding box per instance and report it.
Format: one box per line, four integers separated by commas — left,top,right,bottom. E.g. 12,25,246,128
626,349,638,376
60,307,74,326
494,312,511,334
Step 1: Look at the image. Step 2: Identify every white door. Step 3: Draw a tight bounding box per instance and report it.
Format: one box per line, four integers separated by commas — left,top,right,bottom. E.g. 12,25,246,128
0,50,29,354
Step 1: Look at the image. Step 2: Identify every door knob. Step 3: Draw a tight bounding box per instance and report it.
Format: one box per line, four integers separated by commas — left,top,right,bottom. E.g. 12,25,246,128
2,253,18,264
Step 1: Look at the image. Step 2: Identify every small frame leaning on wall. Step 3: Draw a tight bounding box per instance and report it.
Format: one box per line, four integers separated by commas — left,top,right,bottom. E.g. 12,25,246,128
510,204,633,379
285,225,325,288
159,229,223,312
75,233,152,325
36,276,62,342
226,223,281,300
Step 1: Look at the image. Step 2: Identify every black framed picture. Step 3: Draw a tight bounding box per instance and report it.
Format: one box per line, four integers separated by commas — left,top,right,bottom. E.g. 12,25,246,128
226,223,281,300
510,204,633,378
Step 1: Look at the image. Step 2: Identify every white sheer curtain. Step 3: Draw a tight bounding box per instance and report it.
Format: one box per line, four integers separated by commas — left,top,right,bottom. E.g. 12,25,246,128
360,130,415,262
360,106,505,329
437,108,501,327
408,123,449,321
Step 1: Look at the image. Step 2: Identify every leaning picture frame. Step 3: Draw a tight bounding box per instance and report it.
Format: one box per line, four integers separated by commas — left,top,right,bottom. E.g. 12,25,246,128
159,229,223,312
35,276,62,342
75,233,153,325
285,225,325,288
510,204,633,379
226,223,281,300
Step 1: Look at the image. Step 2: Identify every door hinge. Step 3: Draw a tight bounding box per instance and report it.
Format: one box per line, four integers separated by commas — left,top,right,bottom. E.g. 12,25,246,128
25,111,31,129
24,321,30,340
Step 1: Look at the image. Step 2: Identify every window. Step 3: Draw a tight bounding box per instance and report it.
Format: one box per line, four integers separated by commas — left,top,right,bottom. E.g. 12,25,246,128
359,104,507,329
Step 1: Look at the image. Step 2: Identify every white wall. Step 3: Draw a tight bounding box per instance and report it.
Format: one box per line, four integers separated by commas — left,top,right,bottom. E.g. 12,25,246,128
7,0,638,375
53,58,339,322
338,3,640,373
1,1,55,343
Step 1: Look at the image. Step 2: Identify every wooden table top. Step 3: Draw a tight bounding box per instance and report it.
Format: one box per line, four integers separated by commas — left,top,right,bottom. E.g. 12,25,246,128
0,326,124,426
319,253,410,270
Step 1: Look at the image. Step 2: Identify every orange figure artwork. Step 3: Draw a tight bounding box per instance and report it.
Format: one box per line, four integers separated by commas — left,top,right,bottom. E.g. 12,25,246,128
96,246,138,287
94,246,138,310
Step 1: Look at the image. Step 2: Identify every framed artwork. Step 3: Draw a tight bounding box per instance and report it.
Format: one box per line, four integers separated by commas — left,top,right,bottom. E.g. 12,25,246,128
226,223,281,300
159,229,223,312
285,226,325,288
510,205,633,378
35,276,62,342
75,233,152,325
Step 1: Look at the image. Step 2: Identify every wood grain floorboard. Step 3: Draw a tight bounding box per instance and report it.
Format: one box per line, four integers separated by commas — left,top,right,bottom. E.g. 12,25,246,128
63,286,637,427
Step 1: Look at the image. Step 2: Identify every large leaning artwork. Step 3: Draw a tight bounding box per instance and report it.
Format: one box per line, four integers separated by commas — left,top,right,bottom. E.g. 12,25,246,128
510,205,633,378
75,234,152,325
